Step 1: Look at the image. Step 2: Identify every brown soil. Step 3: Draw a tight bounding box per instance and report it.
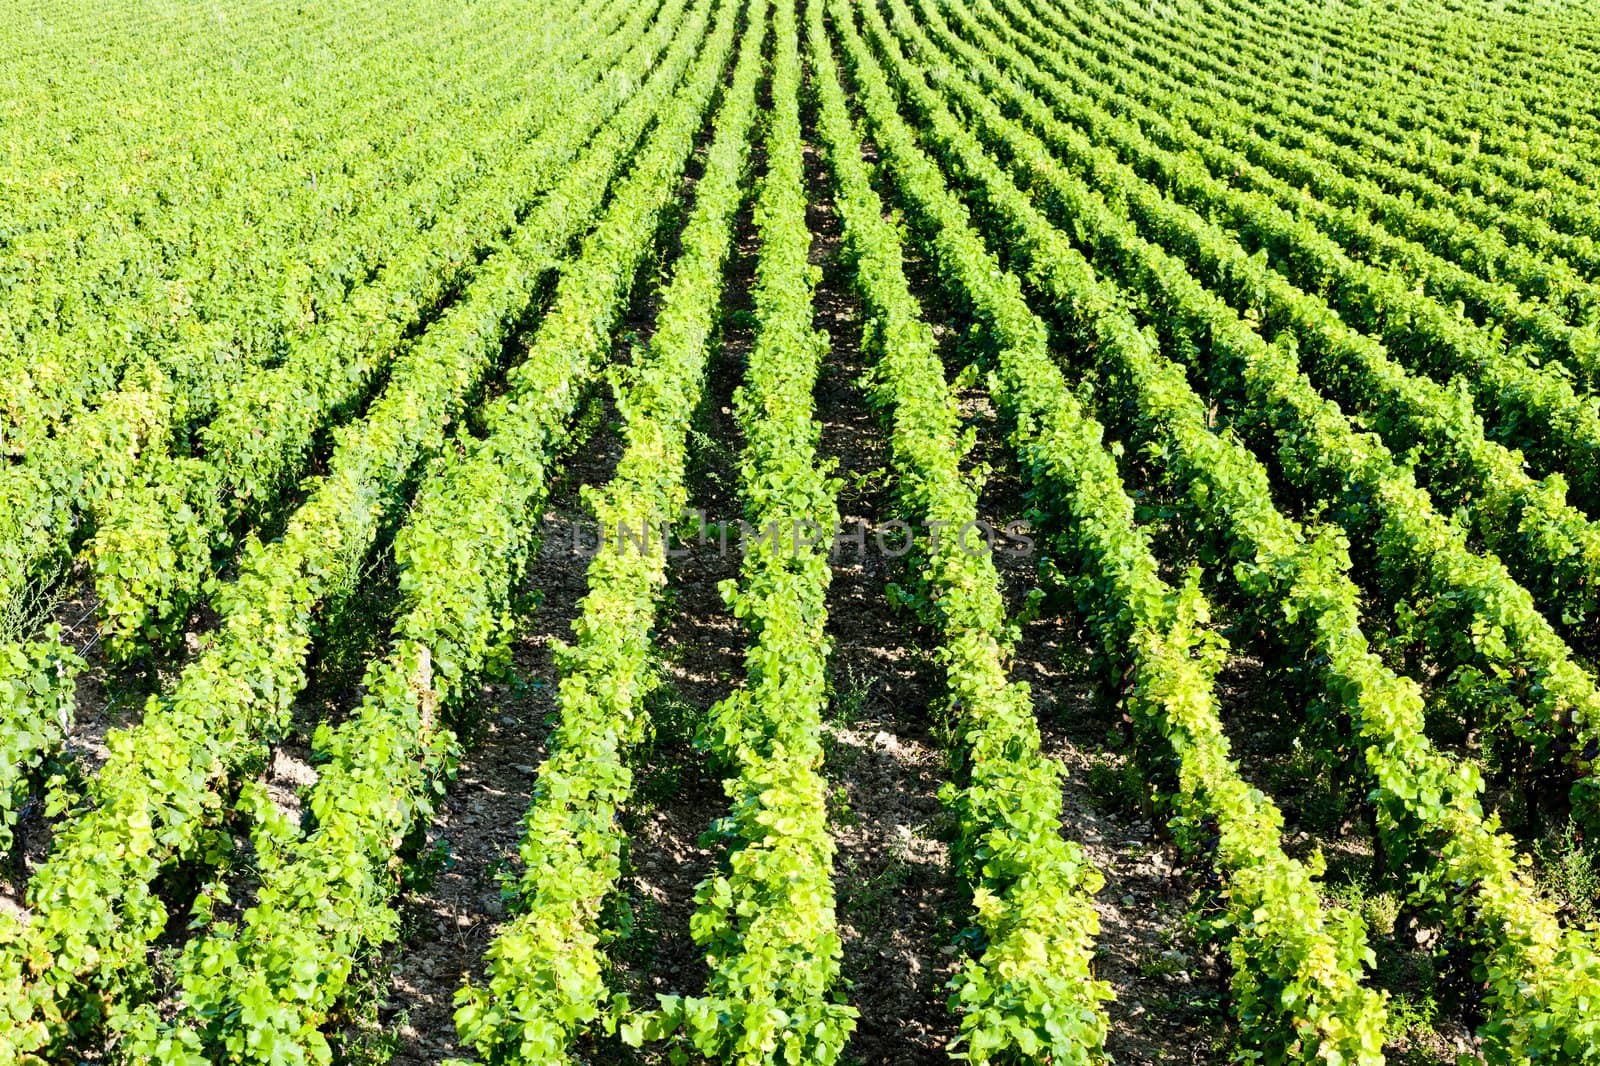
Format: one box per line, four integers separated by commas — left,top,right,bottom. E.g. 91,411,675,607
804,137,963,1065
969,389,1235,1065
374,402,628,1065
592,166,757,1064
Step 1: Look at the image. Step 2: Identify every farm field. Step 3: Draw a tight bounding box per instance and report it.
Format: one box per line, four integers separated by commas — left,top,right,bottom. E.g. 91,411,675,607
3,0,1600,1062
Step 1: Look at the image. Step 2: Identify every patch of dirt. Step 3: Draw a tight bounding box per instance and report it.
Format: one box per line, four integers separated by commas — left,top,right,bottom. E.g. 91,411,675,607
925,256,1233,1061
595,172,757,1059
998,556,1233,1064
804,136,962,1065
378,353,634,1066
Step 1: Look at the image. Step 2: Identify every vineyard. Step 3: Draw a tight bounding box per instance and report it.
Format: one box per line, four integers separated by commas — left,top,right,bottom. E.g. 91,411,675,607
2,0,1600,1062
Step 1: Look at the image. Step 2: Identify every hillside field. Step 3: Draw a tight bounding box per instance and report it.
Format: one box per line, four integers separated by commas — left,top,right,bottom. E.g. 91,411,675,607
3,0,1600,1063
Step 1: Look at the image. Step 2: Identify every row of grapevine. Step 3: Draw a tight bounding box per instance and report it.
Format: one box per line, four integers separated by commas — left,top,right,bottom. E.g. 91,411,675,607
0,0,434,256
1065,21,1600,340
900,0,1600,806
0,0,703,864
1203,0,1600,178
54,0,673,660
5,1,1599,1062
627,3,856,1059
0,0,725,1053
1253,0,1600,87
0,0,694,877
109,0,747,1058
449,1,765,1060
1022,0,1600,379
1080,50,1600,385
0,630,79,854
1212,0,1600,189
1014,0,1600,284
848,3,1600,1057
1110,0,1600,246
811,4,1119,1061
0,0,555,463
1075,0,1600,254
1000,6,1600,529
952,0,1600,643
822,4,1385,1062
0,0,640,669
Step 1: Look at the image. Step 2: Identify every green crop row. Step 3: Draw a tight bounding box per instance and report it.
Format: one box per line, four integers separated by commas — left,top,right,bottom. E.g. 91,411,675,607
0,0,697,876
957,0,1600,645
108,4,743,1062
0,0,724,1055
450,2,762,1061
626,4,856,1060
905,0,1600,816
813,10,1121,1059
850,1,1600,1055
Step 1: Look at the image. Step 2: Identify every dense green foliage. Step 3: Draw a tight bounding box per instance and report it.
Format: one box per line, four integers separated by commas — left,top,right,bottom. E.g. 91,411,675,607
451,1,763,1059
624,7,857,1060
3,0,1600,1062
